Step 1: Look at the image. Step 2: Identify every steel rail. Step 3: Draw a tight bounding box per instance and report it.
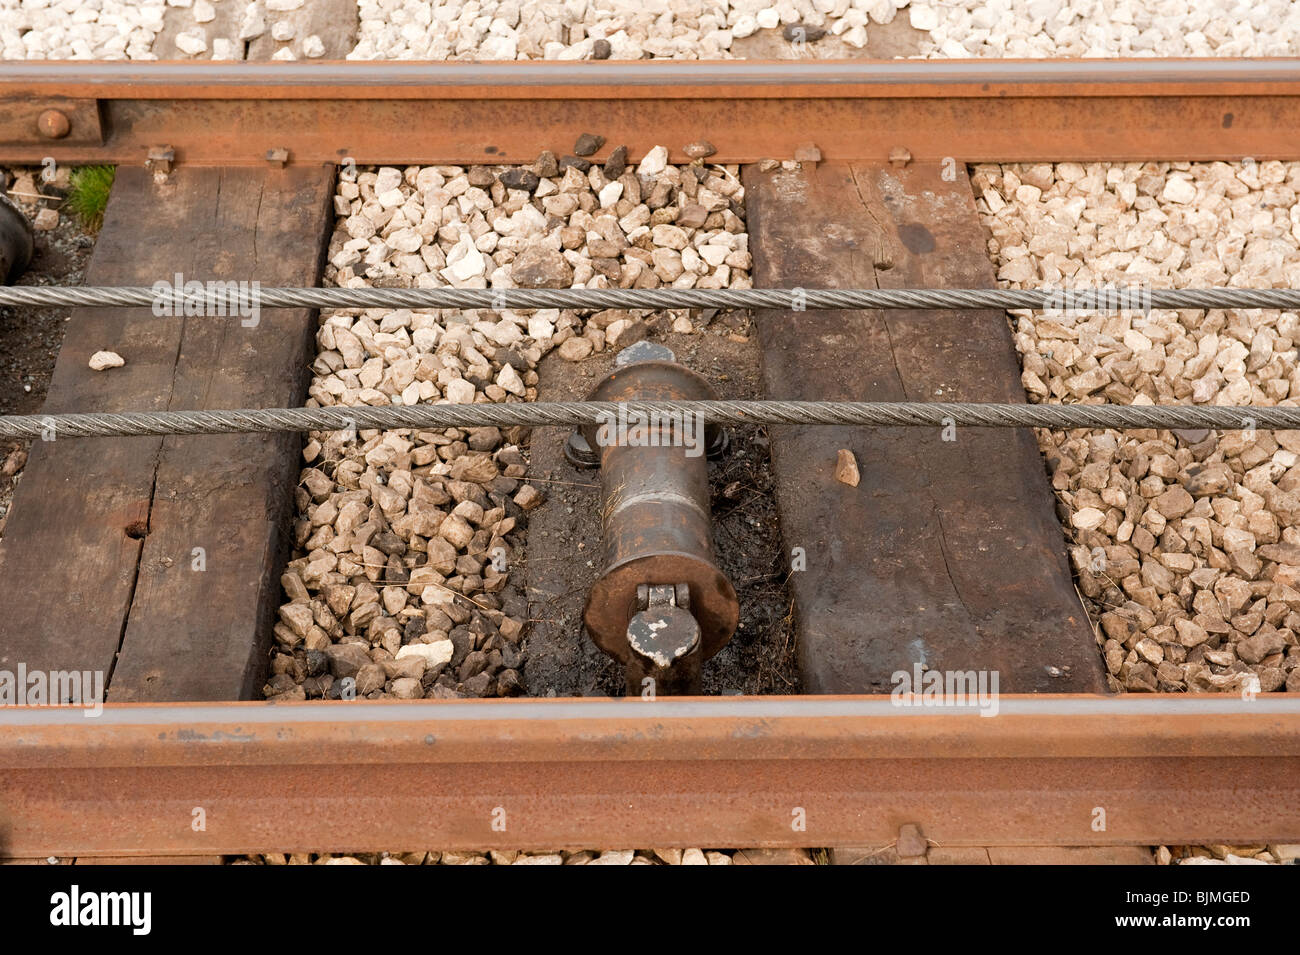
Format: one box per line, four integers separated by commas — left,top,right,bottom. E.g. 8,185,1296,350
4,58,1300,96
4,58,1300,164
0,695,1296,857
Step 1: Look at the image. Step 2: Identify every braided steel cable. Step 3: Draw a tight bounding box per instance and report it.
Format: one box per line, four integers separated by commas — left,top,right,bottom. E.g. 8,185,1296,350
3,285,1300,310
0,401,1292,439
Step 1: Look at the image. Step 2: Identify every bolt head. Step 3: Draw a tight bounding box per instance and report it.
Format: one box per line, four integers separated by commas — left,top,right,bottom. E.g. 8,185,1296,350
37,110,71,139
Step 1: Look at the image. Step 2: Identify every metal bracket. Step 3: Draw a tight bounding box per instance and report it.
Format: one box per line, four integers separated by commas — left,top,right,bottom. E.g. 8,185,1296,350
146,145,175,179
636,582,690,612
0,97,103,147
564,342,728,468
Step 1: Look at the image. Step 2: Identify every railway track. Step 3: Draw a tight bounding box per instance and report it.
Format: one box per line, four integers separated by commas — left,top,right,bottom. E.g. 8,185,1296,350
0,57,1298,863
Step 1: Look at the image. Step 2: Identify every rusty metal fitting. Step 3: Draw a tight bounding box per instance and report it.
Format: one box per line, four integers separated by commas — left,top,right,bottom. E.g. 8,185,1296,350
625,584,702,695
565,342,727,468
37,109,71,139
0,195,35,285
580,344,738,692
145,145,175,178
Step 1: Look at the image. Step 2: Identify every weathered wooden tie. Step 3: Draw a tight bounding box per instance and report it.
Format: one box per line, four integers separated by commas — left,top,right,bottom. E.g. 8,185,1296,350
0,165,334,701
744,161,1106,693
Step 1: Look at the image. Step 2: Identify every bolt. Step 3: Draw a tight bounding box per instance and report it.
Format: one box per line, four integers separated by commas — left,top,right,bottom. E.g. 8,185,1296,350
889,146,913,168
146,146,175,180
37,110,70,140
563,430,601,469
794,142,822,167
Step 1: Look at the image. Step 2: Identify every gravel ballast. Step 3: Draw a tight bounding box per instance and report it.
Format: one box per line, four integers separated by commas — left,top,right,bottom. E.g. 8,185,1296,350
7,1,1300,62
266,147,752,703
347,0,1300,60
0,0,167,59
975,159,1300,696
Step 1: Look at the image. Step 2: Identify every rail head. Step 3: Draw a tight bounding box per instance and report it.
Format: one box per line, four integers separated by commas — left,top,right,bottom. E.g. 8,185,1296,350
2,694,1297,768
3,58,1300,99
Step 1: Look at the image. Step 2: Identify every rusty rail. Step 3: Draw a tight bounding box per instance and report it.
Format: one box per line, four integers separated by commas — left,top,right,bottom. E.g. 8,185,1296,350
3,59,1300,165
3,58,1300,859
0,695,1297,857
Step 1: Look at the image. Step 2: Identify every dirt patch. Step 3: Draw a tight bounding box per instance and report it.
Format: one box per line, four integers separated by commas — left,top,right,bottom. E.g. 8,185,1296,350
731,18,926,59
522,310,800,696
0,169,93,535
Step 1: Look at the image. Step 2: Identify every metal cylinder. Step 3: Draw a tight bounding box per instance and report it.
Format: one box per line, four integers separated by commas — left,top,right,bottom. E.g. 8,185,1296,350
0,195,35,285
581,351,739,687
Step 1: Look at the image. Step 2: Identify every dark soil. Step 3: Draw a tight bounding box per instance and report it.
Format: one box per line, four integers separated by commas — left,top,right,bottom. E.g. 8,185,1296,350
521,310,800,697
0,169,93,534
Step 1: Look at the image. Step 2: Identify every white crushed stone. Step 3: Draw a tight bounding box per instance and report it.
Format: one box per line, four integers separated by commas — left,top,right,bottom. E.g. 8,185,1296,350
174,27,208,55
6,1,1300,63
1163,842,1298,863
1,0,168,60
347,0,880,60
238,3,267,40
346,0,1300,61
974,159,1300,695
88,350,125,371
916,0,1300,57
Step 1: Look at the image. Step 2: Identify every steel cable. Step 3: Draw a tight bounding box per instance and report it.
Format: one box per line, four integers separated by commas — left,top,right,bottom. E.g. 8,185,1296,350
4,285,1296,438
0,401,1292,439
3,285,1300,310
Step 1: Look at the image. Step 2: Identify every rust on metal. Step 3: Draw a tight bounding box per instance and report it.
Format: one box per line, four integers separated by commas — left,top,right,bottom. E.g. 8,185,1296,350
0,696,1296,857
2,59,1300,164
0,97,101,148
145,145,174,177
624,584,704,696
36,109,70,139
581,353,738,679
